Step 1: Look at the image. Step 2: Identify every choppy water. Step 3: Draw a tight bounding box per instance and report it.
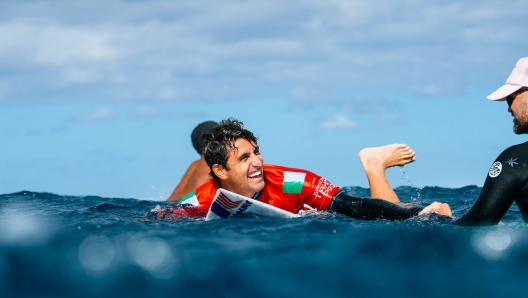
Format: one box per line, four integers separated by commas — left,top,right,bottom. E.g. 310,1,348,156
1,186,528,298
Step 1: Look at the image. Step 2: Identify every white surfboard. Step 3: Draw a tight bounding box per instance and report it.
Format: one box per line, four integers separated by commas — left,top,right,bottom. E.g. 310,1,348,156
205,188,299,221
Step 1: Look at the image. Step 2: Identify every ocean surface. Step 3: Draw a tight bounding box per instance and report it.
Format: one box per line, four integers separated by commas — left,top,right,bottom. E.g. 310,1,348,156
1,186,528,298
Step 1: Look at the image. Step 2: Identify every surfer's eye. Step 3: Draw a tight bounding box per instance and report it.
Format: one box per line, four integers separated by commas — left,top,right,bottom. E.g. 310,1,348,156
239,153,250,162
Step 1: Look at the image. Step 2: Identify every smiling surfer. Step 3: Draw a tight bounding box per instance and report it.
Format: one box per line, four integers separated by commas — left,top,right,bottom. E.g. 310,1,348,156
175,118,451,220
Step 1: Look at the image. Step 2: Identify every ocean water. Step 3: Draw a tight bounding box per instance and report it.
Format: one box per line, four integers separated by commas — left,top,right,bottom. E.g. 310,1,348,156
1,186,528,298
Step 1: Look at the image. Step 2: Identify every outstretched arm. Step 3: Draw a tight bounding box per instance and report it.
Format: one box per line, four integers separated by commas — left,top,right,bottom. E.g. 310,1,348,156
329,192,451,221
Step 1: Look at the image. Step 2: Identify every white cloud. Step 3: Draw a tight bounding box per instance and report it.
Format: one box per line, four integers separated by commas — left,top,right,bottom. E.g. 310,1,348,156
157,86,195,101
210,39,304,59
321,114,359,130
0,21,116,66
127,107,162,120
0,0,527,104
290,86,318,101
34,25,116,65
73,107,116,123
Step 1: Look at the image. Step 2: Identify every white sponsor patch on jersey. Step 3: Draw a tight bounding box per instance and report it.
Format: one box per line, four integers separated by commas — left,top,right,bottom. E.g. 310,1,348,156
488,161,502,178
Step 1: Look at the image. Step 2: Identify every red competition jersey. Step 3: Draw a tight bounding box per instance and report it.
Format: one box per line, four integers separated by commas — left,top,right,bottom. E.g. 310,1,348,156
193,164,341,213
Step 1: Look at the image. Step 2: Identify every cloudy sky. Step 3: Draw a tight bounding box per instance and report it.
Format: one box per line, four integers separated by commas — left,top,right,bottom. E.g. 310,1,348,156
2,0,528,200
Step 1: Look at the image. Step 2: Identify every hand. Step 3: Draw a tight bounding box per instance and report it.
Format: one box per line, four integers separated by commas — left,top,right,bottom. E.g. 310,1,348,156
418,201,452,217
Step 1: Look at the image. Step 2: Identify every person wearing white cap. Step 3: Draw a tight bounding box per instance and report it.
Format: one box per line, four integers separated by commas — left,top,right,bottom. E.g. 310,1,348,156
455,57,528,226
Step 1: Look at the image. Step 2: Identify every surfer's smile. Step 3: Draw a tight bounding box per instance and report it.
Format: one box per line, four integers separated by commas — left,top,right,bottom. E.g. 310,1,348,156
248,170,262,180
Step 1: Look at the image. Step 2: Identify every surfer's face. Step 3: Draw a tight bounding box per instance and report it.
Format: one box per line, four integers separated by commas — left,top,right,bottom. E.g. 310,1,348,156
214,138,265,198
508,89,528,134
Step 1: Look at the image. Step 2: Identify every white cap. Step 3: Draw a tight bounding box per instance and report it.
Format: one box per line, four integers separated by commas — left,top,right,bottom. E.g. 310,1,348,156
487,57,528,101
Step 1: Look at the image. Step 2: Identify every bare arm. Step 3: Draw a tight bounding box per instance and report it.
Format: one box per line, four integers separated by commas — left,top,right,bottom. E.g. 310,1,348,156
167,161,199,201
329,192,452,221
167,159,212,201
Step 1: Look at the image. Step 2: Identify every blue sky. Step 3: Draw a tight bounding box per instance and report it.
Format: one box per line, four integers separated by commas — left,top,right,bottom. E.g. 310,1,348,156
1,0,528,200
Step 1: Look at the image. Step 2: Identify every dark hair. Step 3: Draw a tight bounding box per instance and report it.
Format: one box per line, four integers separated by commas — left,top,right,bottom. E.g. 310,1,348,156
191,121,218,154
201,118,259,182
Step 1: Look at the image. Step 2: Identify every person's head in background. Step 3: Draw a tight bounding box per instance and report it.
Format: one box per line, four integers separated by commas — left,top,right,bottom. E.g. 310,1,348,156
191,121,218,155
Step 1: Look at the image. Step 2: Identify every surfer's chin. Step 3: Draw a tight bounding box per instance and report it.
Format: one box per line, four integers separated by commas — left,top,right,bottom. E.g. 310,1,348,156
249,180,265,194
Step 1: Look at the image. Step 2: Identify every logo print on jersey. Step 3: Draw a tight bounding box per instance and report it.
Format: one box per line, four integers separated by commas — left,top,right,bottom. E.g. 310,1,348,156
506,157,518,167
489,161,502,178
313,178,336,201
282,172,306,194
216,192,243,209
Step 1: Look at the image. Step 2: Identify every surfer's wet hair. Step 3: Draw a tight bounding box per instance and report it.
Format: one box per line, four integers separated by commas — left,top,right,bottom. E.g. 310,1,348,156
201,118,259,182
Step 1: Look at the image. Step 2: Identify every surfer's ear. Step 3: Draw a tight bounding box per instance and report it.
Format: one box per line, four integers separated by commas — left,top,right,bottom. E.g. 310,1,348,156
212,164,228,180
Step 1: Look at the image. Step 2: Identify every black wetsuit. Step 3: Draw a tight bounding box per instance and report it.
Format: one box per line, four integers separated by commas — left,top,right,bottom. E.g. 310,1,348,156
329,191,423,221
455,141,528,226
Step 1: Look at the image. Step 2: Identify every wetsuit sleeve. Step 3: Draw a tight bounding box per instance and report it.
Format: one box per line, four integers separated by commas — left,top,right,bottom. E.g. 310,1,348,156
454,144,528,226
329,192,423,221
